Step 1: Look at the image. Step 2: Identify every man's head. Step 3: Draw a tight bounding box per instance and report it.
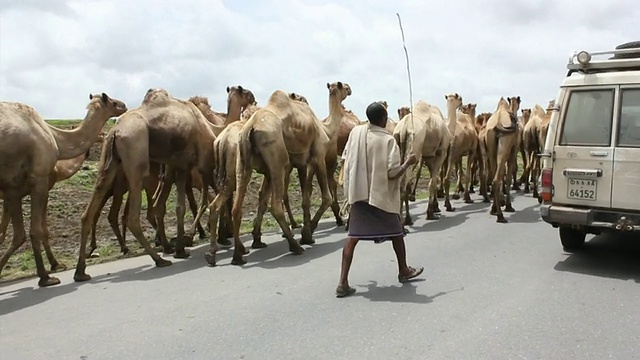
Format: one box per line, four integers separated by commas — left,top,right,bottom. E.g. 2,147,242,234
366,101,388,128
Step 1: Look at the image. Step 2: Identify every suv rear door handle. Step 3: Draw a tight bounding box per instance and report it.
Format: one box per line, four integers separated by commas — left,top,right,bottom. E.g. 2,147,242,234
589,150,608,157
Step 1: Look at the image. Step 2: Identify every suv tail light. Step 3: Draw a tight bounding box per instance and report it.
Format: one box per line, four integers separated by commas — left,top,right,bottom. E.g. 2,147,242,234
540,168,553,202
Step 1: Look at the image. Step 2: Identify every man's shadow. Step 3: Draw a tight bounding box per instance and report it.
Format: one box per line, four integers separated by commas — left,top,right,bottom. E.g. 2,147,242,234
351,279,464,304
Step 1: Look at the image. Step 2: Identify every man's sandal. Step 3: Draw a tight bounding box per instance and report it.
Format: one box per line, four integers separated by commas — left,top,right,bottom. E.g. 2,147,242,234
398,266,424,283
335,285,356,298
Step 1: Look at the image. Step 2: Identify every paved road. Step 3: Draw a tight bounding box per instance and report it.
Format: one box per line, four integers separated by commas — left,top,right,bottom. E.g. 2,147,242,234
1,194,639,360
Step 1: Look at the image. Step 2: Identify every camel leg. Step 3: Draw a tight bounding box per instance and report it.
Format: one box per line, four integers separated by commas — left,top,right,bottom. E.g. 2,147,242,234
122,161,172,266
403,182,414,225
0,198,30,279
463,153,475,204
269,165,303,254
40,196,64,272
186,176,206,243
216,198,233,246
491,138,510,223
250,176,271,249
478,151,491,203
299,165,314,245
531,152,541,200
442,152,455,212
327,165,344,227
452,159,464,200
230,166,251,267
425,162,441,220
107,190,128,255
409,159,423,202
0,202,9,246
282,167,300,229
153,170,176,255
204,189,233,267
504,152,517,213
309,158,336,236
172,170,190,259
28,179,61,287
88,189,113,256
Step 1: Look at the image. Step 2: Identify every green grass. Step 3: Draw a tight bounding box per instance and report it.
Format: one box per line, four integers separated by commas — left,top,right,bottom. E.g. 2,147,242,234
46,118,118,127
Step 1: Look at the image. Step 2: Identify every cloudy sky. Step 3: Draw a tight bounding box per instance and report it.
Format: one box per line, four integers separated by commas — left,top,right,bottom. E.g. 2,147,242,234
0,0,638,121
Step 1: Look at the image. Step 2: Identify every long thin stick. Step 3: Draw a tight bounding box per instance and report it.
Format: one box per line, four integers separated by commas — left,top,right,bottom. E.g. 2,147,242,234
396,13,414,130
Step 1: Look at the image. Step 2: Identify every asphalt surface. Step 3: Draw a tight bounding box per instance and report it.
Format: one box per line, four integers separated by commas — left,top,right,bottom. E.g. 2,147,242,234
1,193,639,360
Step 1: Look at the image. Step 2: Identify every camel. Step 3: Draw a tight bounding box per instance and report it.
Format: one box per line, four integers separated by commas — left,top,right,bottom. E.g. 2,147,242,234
521,101,554,201
0,93,127,286
152,86,255,249
469,111,493,203
216,87,336,267
0,148,91,247
459,103,478,192
393,100,453,225
73,88,219,282
485,96,521,223
439,93,478,205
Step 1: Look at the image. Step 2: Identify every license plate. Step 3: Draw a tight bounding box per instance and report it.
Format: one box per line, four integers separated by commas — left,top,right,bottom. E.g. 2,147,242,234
567,178,597,201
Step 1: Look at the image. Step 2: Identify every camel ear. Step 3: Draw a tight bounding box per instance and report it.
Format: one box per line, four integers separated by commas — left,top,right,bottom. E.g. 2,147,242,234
444,95,447,100
337,81,343,89
89,94,93,100
517,96,521,103
326,83,330,89
226,86,230,93
455,93,459,98
101,93,108,102
238,85,243,92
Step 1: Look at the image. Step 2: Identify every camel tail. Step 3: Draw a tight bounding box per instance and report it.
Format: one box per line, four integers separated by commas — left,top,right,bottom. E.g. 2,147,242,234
100,131,118,172
236,122,255,185
213,139,226,192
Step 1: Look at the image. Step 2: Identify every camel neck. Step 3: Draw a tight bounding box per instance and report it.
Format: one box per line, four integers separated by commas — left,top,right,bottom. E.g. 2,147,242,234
324,96,344,136
48,107,110,160
446,103,458,137
225,101,242,126
54,152,89,182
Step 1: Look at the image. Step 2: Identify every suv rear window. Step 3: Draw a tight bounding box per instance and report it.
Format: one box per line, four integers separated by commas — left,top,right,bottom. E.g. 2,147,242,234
559,89,615,146
617,88,640,147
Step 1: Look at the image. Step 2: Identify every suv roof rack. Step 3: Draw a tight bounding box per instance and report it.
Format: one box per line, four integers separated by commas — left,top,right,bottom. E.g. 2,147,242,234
566,44,640,76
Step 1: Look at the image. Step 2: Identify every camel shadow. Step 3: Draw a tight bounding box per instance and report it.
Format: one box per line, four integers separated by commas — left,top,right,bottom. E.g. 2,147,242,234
553,232,640,283
351,280,464,304
502,203,541,224
411,206,489,233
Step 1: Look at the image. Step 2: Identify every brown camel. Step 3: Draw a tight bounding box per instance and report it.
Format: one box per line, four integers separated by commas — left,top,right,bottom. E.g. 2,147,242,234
73,88,219,282
217,87,336,267
485,96,521,223
152,87,254,248
393,100,453,225
0,93,127,286
439,93,478,205
466,110,492,203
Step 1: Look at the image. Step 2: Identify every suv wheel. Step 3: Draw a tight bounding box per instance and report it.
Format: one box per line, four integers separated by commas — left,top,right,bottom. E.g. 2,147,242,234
559,227,586,252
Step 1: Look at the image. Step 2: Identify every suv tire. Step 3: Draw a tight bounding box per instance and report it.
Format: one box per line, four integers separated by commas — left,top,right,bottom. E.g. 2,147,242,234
559,227,586,251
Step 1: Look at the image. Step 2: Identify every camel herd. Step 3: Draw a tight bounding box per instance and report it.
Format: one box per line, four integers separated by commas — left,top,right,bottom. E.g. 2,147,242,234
0,83,554,287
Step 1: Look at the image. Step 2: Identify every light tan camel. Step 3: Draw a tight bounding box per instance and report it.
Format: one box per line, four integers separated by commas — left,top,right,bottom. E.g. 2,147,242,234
485,96,521,223
459,103,478,192
73,88,219,282
0,148,91,247
521,101,554,201
439,93,478,205
0,93,127,286
469,111,493,203
510,108,530,191
216,88,335,267
393,100,453,224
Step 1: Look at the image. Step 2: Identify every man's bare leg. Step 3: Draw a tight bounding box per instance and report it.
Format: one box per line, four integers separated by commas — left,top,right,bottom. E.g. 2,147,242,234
392,236,424,282
336,237,358,297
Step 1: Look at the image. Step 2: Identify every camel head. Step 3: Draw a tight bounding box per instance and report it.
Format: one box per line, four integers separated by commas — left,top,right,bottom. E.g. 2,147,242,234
89,93,128,117
288,92,309,104
445,93,463,110
379,101,389,110
546,99,556,112
461,103,477,117
397,106,411,119
476,112,492,129
226,85,255,111
507,96,521,113
142,88,171,105
326,81,352,102
521,108,532,120
241,102,260,120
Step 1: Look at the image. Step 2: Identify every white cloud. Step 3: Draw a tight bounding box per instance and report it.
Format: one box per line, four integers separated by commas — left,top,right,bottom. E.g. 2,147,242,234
0,0,638,120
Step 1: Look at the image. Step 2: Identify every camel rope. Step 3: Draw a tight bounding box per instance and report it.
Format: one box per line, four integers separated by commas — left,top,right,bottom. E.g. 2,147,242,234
396,13,414,132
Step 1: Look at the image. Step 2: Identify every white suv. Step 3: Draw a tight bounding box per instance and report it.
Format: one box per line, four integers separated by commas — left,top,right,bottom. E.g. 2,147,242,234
540,41,640,251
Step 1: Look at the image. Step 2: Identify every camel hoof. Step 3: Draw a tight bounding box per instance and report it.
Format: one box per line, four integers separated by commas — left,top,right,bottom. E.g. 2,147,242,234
162,245,175,255
50,263,67,273
38,276,61,287
174,249,190,259
217,238,232,247
336,218,345,227
184,238,194,248
74,272,92,283
290,245,305,254
496,216,508,223
464,199,474,204
231,256,247,266
408,195,416,202
404,218,414,226
155,258,173,267
121,247,130,255
426,214,440,220
451,194,461,200
445,206,455,212
198,230,207,240
88,252,100,259
469,188,476,194
523,188,530,194
252,241,268,249
291,223,301,229
300,237,315,245
537,196,543,204
504,206,515,213
204,252,217,267
483,198,491,203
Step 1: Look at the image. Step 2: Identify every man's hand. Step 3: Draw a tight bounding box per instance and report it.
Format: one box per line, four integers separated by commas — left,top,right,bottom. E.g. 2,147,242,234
405,153,417,166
